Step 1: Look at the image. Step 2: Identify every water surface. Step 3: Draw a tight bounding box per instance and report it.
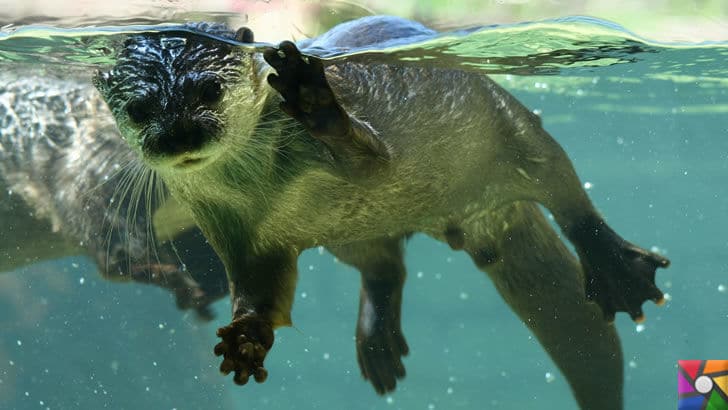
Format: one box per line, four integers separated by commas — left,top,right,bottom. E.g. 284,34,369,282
0,11,726,410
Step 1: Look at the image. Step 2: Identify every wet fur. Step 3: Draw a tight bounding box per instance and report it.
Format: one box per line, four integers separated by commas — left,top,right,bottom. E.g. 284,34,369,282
95,16,669,408
0,74,227,317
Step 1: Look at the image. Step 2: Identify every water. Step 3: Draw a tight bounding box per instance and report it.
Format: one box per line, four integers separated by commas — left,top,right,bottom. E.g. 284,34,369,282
0,7,727,410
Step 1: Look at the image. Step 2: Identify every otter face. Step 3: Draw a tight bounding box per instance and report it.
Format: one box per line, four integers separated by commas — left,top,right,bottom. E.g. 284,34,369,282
95,23,257,172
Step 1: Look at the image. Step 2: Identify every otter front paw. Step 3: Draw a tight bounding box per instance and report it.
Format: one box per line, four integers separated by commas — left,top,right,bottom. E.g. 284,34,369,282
573,217,670,322
356,317,409,394
263,41,349,138
214,316,273,385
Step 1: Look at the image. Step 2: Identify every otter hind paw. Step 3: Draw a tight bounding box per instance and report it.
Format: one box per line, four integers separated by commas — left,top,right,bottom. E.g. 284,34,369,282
214,317,274,385
357,328,409,395
356,315,409,395
577,222,670,322
263,41,349,138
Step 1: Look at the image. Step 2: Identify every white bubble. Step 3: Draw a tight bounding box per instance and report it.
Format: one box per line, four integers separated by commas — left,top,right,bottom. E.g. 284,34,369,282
459,292,469,300
308,265,314,271
446,387,454,394
301,292,307,299
628,360,637,369
663,293,672,301
158,323,165,329
719,284,726,293
545,372,555,383
635,324,646,333
323,353,330,360
386,397,394,404
583,182,593,190
16,340,21,346
416,271,423,278
317,246,324,255
79,277,85,285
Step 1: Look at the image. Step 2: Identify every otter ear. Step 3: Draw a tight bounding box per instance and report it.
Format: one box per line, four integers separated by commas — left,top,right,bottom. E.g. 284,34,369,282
92,70,110,95
234,27,254,43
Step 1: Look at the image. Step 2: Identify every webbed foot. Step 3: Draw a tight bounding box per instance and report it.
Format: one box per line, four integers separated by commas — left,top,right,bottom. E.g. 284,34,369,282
357,319,409,395
214,316,273,385
263,41,389,176
263,41,349,138
571,216,669,322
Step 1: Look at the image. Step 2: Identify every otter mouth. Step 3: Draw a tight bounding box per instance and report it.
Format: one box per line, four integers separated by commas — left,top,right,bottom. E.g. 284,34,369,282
172,154,212,171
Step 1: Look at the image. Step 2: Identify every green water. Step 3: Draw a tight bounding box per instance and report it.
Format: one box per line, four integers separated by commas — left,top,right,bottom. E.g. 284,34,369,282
0,11,727,410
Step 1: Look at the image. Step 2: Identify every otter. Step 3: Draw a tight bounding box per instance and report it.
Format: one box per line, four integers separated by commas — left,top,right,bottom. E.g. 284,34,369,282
0,74,228,319
94,16,669,408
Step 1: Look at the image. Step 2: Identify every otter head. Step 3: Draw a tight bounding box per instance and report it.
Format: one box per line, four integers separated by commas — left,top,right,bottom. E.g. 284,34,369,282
94,23,261,173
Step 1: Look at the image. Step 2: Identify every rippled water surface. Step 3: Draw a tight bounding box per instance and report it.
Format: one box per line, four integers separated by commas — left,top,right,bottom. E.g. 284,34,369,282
0,9,726,410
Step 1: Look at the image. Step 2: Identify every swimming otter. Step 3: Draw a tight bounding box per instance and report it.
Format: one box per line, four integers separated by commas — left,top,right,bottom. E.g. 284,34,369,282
95,16,668,408
0,75,228,319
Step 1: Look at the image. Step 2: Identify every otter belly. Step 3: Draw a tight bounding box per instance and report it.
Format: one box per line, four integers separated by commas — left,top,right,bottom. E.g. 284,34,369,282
253,164,485,248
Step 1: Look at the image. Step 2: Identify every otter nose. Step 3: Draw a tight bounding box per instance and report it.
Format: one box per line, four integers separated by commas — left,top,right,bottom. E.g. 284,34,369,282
144,118,213,156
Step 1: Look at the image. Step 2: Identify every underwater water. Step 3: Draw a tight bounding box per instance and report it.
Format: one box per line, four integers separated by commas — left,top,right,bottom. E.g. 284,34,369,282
0,6,727,410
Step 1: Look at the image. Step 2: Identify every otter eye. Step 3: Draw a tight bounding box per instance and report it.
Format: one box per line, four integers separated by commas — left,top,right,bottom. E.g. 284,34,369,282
126,99,153,124
200,79,223,104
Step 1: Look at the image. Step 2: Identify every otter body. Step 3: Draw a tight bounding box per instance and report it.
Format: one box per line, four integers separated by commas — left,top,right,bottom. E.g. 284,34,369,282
97,16,669,408
177,65,518,247
0,74,227,317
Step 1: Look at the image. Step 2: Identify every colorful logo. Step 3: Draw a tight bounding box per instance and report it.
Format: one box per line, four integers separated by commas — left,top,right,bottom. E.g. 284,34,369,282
679,360,728,409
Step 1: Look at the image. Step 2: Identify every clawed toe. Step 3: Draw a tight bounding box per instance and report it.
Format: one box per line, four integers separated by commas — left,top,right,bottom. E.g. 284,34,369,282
570,216,670,322
214,317,274,386
582,238,669,322
357,330,409,395
262,40,349,138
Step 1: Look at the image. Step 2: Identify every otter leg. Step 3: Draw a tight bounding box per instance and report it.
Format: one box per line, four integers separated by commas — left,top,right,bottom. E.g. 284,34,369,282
211,241,299,386
509,127,669,322
263,42,390,177
460,202,623,410
328,237,409,395
90,232,215,320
